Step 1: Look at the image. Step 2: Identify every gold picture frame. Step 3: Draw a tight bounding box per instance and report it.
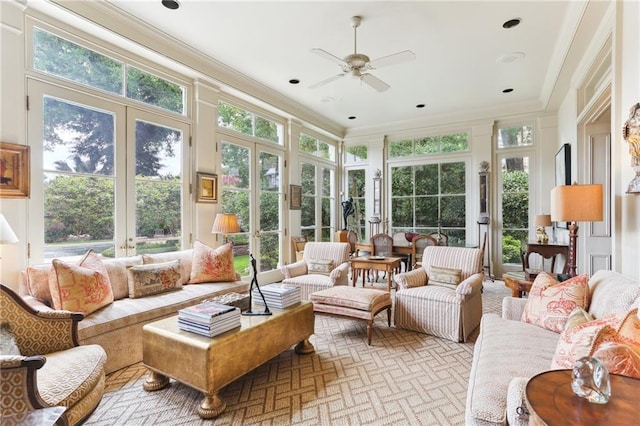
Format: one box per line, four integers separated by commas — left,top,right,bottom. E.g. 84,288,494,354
290,184,302,210
0,142,30,198
196,172,218,203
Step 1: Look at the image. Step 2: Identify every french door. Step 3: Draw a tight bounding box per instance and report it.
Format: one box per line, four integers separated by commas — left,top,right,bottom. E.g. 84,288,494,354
27,79,190,262
219,135,284,277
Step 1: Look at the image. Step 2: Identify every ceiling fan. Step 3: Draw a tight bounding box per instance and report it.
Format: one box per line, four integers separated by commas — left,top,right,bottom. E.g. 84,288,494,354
309,16,415,92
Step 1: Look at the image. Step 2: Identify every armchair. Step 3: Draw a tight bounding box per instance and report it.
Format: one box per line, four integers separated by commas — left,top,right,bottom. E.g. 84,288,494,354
394,246,484,342
0,284,107,425
281,242,351,300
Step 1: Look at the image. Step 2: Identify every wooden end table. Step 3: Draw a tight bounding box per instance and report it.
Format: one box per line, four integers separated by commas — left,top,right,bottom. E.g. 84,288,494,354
503,272,533,298
526,369,640,425
350,256,401,292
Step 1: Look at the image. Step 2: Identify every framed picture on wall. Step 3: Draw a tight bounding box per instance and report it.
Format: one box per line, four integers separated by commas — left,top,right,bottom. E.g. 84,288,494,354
196,172,218,203
555,143,571,229
0,142,30,198
289,185,301,210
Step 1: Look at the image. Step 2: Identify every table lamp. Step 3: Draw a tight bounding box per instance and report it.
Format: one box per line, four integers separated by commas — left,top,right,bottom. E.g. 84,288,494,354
211,213,240,243
550,183,603,277
0,214,19,244
534,214,552,243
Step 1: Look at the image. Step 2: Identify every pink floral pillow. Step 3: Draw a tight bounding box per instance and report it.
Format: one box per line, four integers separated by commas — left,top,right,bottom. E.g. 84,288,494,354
49,250,114,315
521,272,590,333
592,342,640,379
189,241,236,283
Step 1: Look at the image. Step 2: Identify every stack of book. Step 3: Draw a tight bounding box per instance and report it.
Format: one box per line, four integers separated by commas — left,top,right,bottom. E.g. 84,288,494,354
252,284,301,309
177,300,241,337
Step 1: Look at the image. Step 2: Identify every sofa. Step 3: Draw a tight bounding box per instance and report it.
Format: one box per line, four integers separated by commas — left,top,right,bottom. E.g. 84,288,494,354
18,245,249,374
394,246,484,343
280,242,351,301
465,270,640,425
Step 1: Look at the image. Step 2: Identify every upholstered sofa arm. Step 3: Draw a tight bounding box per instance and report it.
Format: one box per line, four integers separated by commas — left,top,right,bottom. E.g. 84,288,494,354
455,272,484,297
394,267,428,290
0,355,50,415
502,296,528,321
329,261,350,283
506,377,530,426
281,260,307,279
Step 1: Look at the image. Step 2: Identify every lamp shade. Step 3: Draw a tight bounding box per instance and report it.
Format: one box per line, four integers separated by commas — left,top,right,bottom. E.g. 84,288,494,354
550,184,603,222
211,213,240,235
0,214,19,244
534,214,552,227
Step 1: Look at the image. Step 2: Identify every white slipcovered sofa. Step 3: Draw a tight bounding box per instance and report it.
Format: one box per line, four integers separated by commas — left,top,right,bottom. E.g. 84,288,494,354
280,242,351,300
18,248,249,374
393,246,484,342
465,270,640,425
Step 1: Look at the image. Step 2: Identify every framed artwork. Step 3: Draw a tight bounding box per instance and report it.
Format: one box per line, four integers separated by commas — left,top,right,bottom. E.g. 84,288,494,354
196,172,218,203
555,143,571,229
478,171,489,221
289,185,302,210
372,176,381,217
0,142,30,198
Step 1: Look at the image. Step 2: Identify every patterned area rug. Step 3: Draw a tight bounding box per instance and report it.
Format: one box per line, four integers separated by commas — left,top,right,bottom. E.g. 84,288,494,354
86,279,509,426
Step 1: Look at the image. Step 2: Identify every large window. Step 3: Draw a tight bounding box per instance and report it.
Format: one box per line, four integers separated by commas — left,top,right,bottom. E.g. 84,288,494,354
218,101,282,144
390,162,466,246
389,133,468,158
346,169,366,240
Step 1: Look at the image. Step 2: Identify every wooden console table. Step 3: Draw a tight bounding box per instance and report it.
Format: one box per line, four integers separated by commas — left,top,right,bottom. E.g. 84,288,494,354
526,369,640,425
524,242,569,274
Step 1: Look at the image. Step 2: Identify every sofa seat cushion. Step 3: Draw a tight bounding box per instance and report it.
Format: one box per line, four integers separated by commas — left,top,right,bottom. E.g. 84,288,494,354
77,281,248,340
466,313,558,425
39,344,106,408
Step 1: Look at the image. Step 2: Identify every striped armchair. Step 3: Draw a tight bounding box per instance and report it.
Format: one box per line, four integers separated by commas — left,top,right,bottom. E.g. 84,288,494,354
281,242,351,300
394,246,484,342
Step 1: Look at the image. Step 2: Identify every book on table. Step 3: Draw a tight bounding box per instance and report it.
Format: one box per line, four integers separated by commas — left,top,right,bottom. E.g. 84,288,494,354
252,283,301,309
178,300,237,325
178,305,241,337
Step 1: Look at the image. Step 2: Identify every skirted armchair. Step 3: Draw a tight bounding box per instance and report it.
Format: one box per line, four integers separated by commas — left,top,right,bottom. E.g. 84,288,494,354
281,242,351,300
393,246,484,342
0,284,107,425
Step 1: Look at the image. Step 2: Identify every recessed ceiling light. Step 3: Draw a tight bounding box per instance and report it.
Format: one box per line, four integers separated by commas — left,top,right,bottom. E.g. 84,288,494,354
416,104,426,109
497,52,525,63
502,88,514,93
289,79,300,85
502,18,521,29
161,0,180,10
348,116,356,120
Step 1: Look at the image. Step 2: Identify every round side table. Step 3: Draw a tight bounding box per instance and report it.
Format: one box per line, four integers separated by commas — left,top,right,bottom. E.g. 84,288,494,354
525,369,640,425
502,272,533,298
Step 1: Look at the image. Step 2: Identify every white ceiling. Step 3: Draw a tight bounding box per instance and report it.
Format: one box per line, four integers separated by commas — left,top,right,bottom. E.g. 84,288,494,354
103,1,575,134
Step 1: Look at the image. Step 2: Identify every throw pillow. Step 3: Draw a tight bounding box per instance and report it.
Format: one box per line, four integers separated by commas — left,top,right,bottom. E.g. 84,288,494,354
142,250,193,285
127,260,182,298
521,272,589,333
550,313,624,369
564,306,594,331
49,250,114,315
616,308,640,353
189,241,236,283
25,265,54,306
0,322,21,356
592,341,640,379
428,265,462,289
307,259,335,276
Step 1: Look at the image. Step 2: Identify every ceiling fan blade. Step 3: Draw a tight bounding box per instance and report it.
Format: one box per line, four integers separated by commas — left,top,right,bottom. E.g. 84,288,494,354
309,73,345,89
361,73,390,92
368,50,416,69
310,48,348,67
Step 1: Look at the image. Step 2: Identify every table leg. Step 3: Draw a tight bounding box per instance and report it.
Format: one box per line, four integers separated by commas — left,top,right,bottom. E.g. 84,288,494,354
294,338,315,354
198,393,226,419
352,268,358,287
386,266,392,292
143,371,170,391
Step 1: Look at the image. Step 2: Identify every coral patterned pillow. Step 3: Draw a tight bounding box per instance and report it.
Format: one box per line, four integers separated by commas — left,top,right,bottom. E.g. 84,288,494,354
521,272,590,333
592,342,640,379
49,250,114,315
189,241,236,283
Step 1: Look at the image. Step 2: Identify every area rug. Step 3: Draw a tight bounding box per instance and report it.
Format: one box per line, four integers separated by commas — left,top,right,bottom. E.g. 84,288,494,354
86,279,509,426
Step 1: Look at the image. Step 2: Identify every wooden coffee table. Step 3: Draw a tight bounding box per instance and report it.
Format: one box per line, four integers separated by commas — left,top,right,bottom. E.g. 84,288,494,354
142,301,315,419
503,272,533,298
526,369,640,425
351,256,401,292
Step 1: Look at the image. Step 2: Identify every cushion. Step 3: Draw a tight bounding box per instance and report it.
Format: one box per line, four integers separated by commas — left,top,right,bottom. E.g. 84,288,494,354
521,272,589,333
48,250,114,315
564,306,594,331
550,313,624,369
428,265,462,289
103,256,143,300
127,260,182,298
142,250,193,285
0,322,21,355
25,265,54,306
592,342,640,379
616,308,640,353
306,259,335,276
189,241,236,283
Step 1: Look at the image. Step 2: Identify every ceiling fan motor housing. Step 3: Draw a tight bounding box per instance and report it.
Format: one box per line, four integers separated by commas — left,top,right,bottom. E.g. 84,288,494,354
343,53,370,71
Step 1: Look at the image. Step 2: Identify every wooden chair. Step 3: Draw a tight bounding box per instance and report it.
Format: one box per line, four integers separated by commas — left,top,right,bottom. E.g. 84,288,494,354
412,234,438,269
429,232,448,246
347,230,359,257
370,233,399,281
290,236,307,262
391,232,411,272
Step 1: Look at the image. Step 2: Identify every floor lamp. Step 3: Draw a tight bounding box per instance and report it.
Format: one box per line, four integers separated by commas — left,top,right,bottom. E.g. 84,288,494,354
550,183,603,277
